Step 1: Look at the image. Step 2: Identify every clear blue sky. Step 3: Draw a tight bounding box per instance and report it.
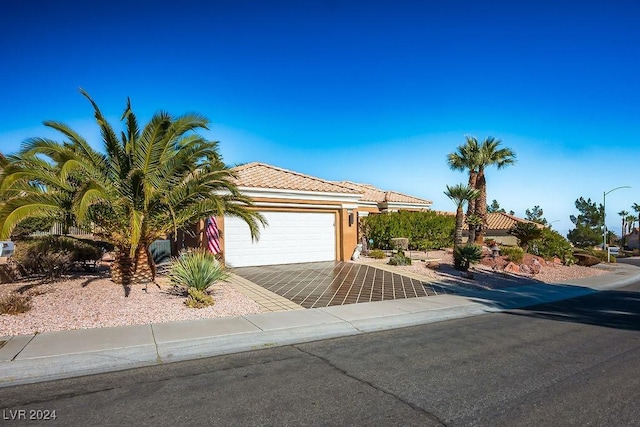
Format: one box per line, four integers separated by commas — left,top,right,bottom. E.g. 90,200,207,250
1,0,639,237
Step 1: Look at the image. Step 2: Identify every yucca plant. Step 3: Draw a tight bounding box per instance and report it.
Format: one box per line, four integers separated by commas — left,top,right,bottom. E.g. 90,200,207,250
167,250,229,292
454,244,483,271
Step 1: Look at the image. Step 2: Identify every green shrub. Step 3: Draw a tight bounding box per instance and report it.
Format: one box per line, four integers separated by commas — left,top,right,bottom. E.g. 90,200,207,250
361,211,454,250
531,228,575,265
500,246,524,264
507,222,543,252
388,255,411,266
0,293,32,315
368,249,386,259
184,287,215,308
454,244,482,271
12,236,103,279
168,250,229,291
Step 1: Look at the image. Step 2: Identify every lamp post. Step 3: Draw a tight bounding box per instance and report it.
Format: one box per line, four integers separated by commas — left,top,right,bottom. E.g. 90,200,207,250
603,186,631,261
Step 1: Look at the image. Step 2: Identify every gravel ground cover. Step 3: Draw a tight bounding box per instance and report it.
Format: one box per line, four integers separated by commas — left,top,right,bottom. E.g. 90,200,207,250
358,249,609,290
1,250,609,336
0,271,261,336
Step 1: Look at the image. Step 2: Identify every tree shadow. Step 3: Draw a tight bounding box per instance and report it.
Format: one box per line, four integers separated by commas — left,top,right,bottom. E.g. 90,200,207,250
430,267,640,331
501,290,640,331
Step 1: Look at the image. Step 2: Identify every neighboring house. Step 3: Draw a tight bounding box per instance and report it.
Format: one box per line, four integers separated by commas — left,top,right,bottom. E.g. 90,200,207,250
625,228,639,250
337,181,433,215
462,212,544,246
190,162,432,268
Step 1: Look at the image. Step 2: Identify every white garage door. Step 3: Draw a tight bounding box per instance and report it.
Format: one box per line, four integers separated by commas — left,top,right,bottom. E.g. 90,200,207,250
224,211,336,267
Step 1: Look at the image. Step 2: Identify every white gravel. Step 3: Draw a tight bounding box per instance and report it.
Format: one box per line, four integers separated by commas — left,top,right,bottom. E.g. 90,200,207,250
360,250,609,290
0,273,261,336
1,251,611,336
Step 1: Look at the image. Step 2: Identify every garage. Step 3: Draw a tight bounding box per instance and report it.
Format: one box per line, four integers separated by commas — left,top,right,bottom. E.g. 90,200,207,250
224,211,337,267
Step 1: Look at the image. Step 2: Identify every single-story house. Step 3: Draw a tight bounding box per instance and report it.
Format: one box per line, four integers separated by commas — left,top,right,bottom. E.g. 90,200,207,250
624,227,639,250
462,212,544,246
183,162,432,267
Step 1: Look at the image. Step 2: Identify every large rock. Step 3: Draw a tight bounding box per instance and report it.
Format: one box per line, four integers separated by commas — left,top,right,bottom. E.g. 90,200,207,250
573,252,600,267
504,262,520,273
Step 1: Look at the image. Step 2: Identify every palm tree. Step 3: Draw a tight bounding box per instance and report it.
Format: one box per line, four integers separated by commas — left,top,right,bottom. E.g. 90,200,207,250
626,214,637,234
633,203,640,245
447,136,481,242
473,137,516,244
444,184,479,248
619,210,629,246
0,90,265,291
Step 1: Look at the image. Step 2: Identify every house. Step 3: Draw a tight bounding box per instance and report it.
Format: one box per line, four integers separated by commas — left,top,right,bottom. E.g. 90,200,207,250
462,212,544,246
190,162,432,268
625,227,640,250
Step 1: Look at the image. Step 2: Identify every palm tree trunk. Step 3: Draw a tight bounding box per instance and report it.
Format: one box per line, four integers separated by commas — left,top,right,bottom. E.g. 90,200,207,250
109,245,156,295
455,206,464,248
466,171,478,243
474,169,487,244
132,244,155,288
110,247,134,296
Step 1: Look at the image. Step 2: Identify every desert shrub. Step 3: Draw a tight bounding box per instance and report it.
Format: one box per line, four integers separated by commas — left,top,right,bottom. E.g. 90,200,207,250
390,238,409,252
507,222,543,252
500,246,525,264
572,249,601,267
531,228,575,265
0,293,32,315
168,250,229,291
361,211,454,250
368,249,386,259
454,244,482,271
184,287,215,308
388,255,411,266
12,236,103,279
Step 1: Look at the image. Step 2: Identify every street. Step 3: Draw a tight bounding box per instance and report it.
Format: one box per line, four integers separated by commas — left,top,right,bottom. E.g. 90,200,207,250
1,278,639,426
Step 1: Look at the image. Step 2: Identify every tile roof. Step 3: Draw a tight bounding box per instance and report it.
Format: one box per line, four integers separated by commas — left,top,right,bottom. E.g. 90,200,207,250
339,181,432,205
484,212,544,230
230,162,360,194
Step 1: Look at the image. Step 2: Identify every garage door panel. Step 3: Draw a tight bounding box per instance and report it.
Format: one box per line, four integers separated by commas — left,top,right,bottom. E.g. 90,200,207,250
224,211,336,267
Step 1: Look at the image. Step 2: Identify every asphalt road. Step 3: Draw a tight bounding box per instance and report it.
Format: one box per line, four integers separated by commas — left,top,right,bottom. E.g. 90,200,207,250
1,281,639,426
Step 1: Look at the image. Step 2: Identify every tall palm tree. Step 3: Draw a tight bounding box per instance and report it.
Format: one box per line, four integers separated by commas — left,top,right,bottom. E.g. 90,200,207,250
619,210,629,246
633,203,640,246
0,90,265,291
447,136,481,242
474,137,516,244
626,214,636,234
444,184,480,248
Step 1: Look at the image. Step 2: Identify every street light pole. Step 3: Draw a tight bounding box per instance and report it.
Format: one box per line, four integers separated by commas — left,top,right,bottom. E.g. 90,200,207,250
603,186,631,261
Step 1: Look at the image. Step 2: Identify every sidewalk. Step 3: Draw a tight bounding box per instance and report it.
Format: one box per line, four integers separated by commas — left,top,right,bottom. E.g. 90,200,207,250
1,262,639,388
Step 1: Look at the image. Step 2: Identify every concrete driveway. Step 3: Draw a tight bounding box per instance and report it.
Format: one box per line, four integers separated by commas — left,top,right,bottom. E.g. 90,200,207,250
232,261,452,308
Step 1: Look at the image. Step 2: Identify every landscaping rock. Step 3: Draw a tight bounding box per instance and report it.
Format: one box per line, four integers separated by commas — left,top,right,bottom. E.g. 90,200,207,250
573,252,600,267
504,262,520,273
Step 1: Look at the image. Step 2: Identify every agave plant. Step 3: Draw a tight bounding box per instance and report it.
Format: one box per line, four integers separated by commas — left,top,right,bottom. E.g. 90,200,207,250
167,250,229,291
454,244,483,271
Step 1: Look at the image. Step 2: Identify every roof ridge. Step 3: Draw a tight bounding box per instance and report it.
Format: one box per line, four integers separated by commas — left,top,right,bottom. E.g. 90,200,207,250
231,162,361,194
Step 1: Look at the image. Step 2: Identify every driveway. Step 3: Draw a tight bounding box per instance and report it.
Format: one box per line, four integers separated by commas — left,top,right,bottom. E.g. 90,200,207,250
232,261,451,309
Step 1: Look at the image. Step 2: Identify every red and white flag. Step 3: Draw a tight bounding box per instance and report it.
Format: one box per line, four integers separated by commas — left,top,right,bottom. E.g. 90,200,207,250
206,216,221,254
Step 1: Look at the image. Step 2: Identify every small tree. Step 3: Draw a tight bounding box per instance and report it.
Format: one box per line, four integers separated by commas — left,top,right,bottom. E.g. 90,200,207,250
567,197,604,248
525,205,548,225
508,222,543,252
444,184,479,248
487,199,505,213
454,244,482,271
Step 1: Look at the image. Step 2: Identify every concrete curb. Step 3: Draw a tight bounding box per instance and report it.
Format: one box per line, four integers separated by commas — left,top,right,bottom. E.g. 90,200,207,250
1,262,639,388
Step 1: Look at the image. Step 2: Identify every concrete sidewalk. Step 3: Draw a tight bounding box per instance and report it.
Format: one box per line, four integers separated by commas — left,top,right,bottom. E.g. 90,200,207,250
1,262,639,388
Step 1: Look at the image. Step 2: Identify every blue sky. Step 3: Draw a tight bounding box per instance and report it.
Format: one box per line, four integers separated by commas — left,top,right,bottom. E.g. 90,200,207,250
1,0,639,237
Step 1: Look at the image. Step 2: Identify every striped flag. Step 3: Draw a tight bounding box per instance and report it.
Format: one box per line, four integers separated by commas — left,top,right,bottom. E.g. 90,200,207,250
206,216,221,254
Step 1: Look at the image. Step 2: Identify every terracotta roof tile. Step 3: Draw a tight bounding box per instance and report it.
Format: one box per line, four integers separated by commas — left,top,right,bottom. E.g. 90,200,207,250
339,181,432,205
230,162,360,194
483,212,544,230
